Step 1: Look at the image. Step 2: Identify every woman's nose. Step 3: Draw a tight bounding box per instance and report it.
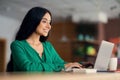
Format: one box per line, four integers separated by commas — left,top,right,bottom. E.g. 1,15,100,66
47,23,51,29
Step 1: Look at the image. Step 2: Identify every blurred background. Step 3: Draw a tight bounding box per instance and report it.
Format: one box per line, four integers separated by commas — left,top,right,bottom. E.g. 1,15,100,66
0,0,120,72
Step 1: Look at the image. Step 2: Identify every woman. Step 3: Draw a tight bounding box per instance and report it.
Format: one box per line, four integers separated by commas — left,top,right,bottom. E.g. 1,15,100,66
7,7,82,72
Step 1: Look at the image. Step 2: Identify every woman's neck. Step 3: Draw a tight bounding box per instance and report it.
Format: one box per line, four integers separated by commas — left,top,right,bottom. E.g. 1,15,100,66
26,33,41,45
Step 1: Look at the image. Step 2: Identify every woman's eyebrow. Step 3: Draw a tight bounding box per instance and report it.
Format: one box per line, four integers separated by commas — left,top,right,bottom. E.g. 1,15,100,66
42,18,51,22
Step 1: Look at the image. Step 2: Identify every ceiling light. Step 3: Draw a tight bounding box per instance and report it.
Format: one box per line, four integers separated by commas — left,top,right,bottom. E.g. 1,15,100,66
98,12,108,23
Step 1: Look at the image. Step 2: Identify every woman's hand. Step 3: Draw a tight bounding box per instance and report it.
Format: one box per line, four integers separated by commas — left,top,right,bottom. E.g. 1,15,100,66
64,62,82,69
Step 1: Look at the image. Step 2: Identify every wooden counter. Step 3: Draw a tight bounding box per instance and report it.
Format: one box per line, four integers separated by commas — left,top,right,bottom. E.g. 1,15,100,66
0,72,120,80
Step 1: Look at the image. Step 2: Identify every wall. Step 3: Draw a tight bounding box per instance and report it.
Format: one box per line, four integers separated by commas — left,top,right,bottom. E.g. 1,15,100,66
0,15,20,69
48,20,76,62
104,18,120,40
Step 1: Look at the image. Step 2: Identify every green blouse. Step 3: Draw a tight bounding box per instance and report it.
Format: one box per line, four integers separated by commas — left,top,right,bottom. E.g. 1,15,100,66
11,40,65,72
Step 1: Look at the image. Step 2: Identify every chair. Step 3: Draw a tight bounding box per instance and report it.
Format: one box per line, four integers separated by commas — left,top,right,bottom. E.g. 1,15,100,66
6,54,13,72
0,39,6,72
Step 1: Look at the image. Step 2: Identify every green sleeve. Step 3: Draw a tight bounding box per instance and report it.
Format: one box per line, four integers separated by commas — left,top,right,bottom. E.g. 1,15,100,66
46,42,66,71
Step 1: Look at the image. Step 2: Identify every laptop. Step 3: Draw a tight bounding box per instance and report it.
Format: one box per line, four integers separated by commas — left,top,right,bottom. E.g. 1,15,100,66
65,40,115,73
94,40,115,72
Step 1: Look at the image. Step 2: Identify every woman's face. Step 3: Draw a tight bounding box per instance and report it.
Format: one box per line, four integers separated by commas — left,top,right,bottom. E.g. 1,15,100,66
36,12,51,37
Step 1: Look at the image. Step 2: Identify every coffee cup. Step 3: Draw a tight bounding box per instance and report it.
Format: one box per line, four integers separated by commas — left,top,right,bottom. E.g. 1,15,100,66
108,57,118,71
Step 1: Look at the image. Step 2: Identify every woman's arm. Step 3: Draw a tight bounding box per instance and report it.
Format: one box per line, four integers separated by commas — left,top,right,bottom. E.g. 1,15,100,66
48,42,82,70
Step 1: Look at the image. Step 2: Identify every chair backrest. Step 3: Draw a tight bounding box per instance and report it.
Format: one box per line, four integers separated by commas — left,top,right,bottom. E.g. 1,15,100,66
6,54,13,72
0,39,6,72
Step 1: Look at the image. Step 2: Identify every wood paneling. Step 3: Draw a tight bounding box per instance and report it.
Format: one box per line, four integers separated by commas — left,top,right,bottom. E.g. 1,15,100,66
48,18,120,62
0,39,6,72
48,21,76,62
105,18,120,40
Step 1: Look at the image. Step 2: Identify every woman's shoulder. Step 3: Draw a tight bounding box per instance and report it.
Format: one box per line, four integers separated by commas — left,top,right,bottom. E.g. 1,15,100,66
11,40,26,46
42,41,53,46
42,41,51,44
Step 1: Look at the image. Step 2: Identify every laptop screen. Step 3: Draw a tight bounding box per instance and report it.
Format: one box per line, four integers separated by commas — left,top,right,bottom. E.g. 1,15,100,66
94,40,114,71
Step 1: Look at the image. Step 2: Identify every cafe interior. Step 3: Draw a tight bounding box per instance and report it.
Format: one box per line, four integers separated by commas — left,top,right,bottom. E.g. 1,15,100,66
0,0,120,79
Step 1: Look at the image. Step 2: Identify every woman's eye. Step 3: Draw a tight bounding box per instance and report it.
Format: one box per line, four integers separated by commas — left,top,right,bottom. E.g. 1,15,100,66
42,20,47,23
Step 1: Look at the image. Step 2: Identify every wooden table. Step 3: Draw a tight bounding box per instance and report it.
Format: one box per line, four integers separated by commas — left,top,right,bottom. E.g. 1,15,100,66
0,72,120,80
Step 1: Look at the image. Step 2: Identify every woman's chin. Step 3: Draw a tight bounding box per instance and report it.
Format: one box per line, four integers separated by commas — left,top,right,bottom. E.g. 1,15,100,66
43,34,48,37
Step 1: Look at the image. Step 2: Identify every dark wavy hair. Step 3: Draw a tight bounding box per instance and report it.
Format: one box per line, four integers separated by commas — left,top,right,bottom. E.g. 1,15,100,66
6,7,52,72
15,7,52,42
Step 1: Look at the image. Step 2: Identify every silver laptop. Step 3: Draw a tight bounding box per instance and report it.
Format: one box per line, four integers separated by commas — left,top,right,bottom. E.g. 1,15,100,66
65,40,114,72
94,40,115,71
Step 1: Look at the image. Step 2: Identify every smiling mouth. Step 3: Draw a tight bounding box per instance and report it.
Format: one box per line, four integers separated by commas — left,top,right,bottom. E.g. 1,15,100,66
44,30,49,33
